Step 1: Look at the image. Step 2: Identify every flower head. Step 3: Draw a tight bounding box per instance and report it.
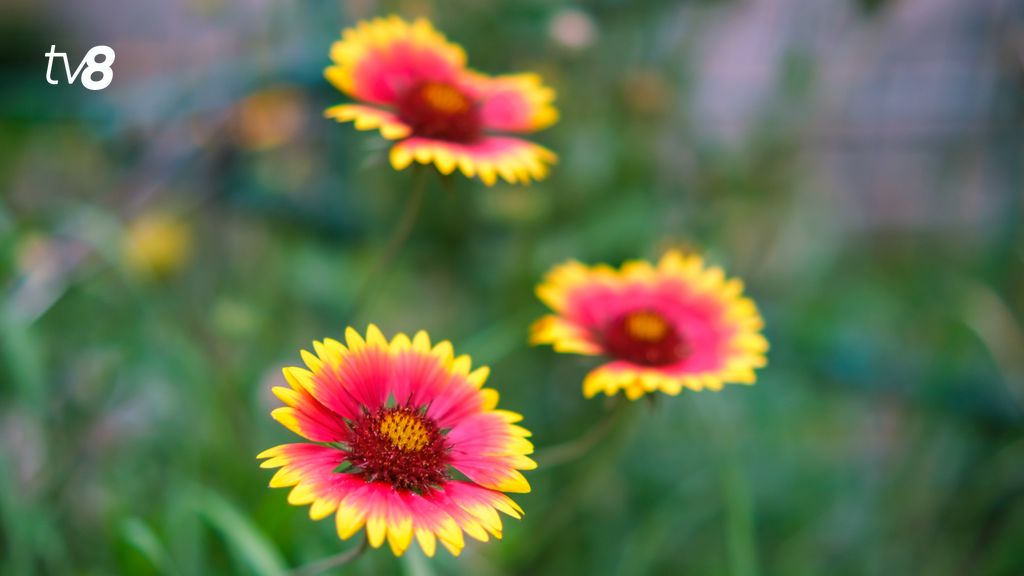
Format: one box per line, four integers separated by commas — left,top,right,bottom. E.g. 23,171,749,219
121,212,191,279
324,16,558,185
530,251,768,400
259,325,534,557
233,86,306,151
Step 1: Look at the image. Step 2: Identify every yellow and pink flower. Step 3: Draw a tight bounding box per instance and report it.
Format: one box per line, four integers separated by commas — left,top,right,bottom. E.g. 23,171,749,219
259,325,534,556
324,16,558,185
531,251,768,400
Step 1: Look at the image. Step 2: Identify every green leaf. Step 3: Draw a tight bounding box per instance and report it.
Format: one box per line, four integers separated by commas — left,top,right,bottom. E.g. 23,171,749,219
189,487,288,576
120,517,179,576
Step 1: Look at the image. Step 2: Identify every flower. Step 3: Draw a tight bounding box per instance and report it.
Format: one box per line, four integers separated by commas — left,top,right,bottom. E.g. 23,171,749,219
324,16,558,185
548,8,598,51
121,212,191,279
530,251,768,400
258,325,535,557
233,86,306,151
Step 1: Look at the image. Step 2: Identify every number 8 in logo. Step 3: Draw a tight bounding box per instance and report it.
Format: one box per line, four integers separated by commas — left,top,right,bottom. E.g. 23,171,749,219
80,46,115,91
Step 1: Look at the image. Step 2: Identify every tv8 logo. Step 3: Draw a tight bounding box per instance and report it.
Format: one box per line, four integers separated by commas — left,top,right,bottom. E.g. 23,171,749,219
45,45,115,91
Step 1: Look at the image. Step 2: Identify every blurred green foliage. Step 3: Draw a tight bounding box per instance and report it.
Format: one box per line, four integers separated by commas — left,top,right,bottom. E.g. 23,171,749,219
2,0,1023,575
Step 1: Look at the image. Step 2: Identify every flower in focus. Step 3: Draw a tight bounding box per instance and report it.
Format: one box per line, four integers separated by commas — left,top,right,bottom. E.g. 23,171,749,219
121,212,191,279
259,325,534,557
324,16,558,185
530,251,768,400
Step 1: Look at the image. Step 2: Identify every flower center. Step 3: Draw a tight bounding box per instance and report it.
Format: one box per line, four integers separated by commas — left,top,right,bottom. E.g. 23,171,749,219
345,406,449,493
604,309,690,366
379,410,430,452
396,81,482,143
420,82,471,115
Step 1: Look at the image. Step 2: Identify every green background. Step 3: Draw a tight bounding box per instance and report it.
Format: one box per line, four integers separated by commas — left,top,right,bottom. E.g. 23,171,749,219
2,0,1023,574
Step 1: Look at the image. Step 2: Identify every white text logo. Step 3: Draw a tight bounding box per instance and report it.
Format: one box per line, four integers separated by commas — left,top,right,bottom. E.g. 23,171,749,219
45,45,115,90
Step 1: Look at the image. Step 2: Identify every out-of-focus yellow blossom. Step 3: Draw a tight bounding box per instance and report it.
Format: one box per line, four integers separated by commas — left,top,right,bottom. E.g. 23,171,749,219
121,212,192,279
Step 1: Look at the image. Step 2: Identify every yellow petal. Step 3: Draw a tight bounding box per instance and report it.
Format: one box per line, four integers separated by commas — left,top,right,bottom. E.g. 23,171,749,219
415,528,437,557
300,349,322,373
386,517,414,556
366,514,387,548
335,501,367,540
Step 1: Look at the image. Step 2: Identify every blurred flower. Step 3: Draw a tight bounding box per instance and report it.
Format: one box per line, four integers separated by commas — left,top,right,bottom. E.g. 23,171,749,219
121,212,191,279
233,87,306,151
531,251,768,400
259,325,534,556
548,8,598,51
15,233,57,276
621,69,671,116
324,16,558,185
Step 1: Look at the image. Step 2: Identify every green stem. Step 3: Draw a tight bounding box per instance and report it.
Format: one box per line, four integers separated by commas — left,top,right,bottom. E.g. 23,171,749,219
533,398,629,469
699,400,758,576
346,170,429,321
723,449,757,576
289,536,367,576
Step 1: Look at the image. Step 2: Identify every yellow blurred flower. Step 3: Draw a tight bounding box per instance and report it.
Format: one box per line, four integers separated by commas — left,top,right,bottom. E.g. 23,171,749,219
121,213,192,279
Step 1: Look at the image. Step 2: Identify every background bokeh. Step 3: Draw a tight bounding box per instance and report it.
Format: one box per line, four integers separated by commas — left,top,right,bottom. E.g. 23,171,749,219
2,0,1024,574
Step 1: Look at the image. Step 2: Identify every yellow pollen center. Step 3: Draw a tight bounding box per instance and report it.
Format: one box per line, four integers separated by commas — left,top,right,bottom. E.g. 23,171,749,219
625,311,670,342
379,411,430,452
421,82,470,115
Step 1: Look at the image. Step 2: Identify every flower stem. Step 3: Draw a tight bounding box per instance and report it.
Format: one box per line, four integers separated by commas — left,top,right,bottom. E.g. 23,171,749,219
533,398,629,469
723,450,757,576
289,536,368,576
347,169,429,320
696,399,758,576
